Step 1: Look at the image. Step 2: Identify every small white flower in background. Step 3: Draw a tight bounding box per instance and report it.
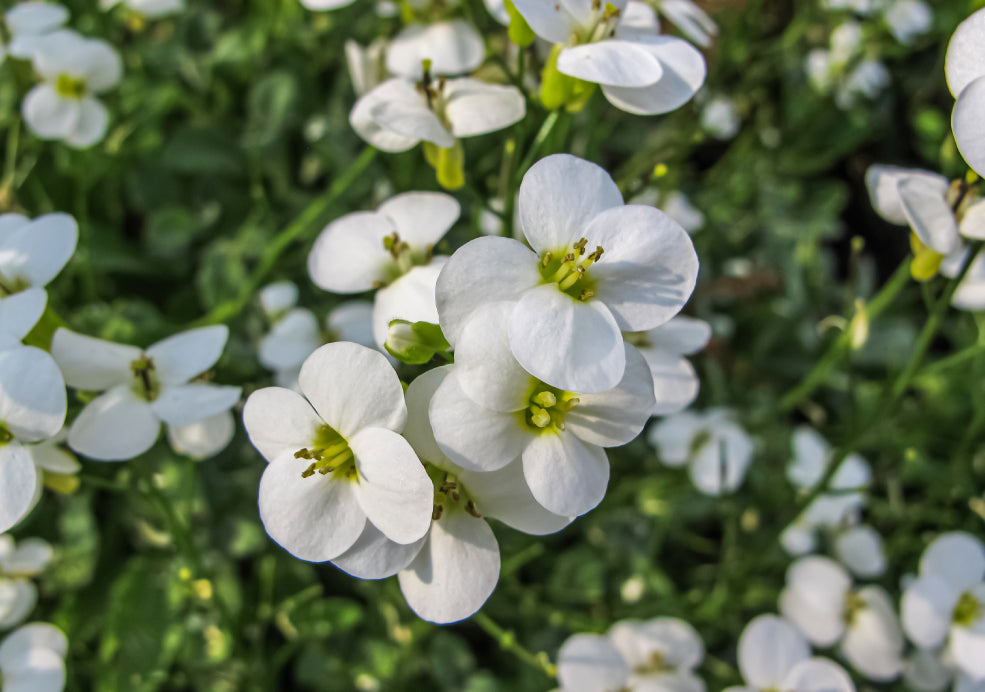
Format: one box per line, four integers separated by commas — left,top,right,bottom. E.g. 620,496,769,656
833,524,887,579
385,20,485,80
430,302,655,517
901,532,985,681
437,153,698,394
328,367,569,624
345,39,388,97
883,0,932,45
51,325,241,462
308,192,460,351
0,213,78,295
22,30,122,148
1,2,68,62
823,0,878,13
654,0,717,48
299,0,356,9
100,0,184,19
806,21,890,110
627,315,711,416
166,411,236,461
780,556,904,681
511,0,707,114
902,648,952,692
947,8,985,178
837,59,890,109
242,342,432,563
724,614,856,692
0,535,52,629
0,622,67,692
648,408,753,496
700,95,740,140
557,617,706,692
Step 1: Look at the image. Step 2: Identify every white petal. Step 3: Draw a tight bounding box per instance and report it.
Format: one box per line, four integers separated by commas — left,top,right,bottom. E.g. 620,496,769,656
258,454,365,562
297,342,406,438
780,587,846,649
835,525,886,578
898,176,962,255
378,191,460,251
522,431,608,517
648,411,703,467
788,426,831,489
429,371,528,471
0,213,77,289
509,0,582,43
259,281,298,317
587,204,698,331
780,522,818,556
945,8,985,98
402,366,452,465
953,76,985,177
349,80,422,152
26,441,78,474
75,39,122,92
398,509,500,624
0,645,65,692
960,199,985,240
5,3,68,36
738,615,810,688
0,622,67,666
259,308,321,371
461,460,571,535
63,97,108,148
643,316,711,355
903,649,952,692
372,262,444,350
0,347,65,442
307,211,394,293
565,343,655,447
242,386,324,463
509,284,625,394
49,328,139,391
864,165,947,226
385,21,485,78
445,79,526,138
641,350,699,416
327,301,376,348
518,154,623,253
780,557,851,647
556,633,630,692
920,532,985,591
434,235,541,346
3,538,52,575
22,85,79,140
951,616,985,680
0,444,40,533
331,522,424,580
558,41,663,87
840,586,904,682
0,579,35,629
782,658,856,692
658,0,717,47
146,325,229,385
367,80,453,148
152,383,240,427
167,411,236,460
688,422,752,496
610,617,704,670
67,386,160,461
601,36,706,115
350,427,432,545
615,1,660,41
902,575,960,649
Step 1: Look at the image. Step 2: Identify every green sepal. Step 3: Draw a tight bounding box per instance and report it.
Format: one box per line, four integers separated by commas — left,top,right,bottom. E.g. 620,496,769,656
506,0,536,47
385,319,453,365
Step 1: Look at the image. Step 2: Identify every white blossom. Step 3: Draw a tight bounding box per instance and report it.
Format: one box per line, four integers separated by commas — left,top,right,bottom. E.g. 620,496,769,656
947,8,985,177
0,622,66,692
385,21,485,80
0,213,78,295
1,2,68,62
655,0,717,48
0,536,52,630
629,315,711,416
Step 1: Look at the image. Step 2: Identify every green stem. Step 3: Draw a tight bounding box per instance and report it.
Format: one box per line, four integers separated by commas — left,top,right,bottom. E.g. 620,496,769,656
916,342,985,377
2,118,19,191
517,110,560,176
472,612,557,678
193,146,377,326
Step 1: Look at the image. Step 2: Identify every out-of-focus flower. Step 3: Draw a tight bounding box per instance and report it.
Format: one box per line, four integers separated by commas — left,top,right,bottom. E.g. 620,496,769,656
1,2,67,62
0,536,52,629
0,213,78,295
947,8,985,177
0,622,67,692
627,315,711,416
700,95,740,140
655,0,717,48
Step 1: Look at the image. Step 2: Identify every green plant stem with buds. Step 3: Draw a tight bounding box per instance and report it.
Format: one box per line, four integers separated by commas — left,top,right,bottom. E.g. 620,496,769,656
472,612,557,678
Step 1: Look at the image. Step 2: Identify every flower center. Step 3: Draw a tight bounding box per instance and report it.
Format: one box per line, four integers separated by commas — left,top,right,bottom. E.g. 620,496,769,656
953,591,983,627
573,0,622,44
0,423,11,446
55,73,87,100
539,237,603,301
376,231,433,286
427,464,480,521
843,589,866,626
295,424,356,481
130,356,161,402
522,383,579,433
633,650,673,676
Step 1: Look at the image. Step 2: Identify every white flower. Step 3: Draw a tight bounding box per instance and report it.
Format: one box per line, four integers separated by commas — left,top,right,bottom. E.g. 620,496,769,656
0,289,46,352
436,153,698,394
723,614,856,692
655,0,717,48
557,617,706,692
167,411,235,460
22,30,122,148
806,22,890,109
308,192,460,350
0,536,52,629
242,342,432,563
0,344,66,534
2,2,68,62
700,95,740,140
385,21,485,80
51,326,240,461
345,39,388,97
780,556,904,681
901,532,985,681
884,0,932,45
629,315,711,416
833,524,887,579
0,213,78,295
328,366,569,624
0,622,67,692
946,8,985,177
101,0,184,19
648,408,753,496
299,0,355,9
429,302,655,517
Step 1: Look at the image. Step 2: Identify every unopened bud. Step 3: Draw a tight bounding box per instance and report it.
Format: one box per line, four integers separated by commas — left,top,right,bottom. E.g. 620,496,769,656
385,319,452,365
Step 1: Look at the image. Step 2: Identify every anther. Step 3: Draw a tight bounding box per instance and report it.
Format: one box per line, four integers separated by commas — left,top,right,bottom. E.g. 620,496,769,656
529,406,552,428
579,289,594,301
541,251,553,267
533,391,557,408
465,501,481,518
301,463,316,478
432,504,444,520
573,238,588,255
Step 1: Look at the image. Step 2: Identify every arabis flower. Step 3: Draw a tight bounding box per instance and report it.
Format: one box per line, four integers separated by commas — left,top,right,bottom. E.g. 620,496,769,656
724,615,856,692
780,556,904,681
350,74,525,189
700,95,740,140
654,0,717,48
947,8,985,177
648,408,753,496
806,22,889,110
308,192,460,350
902,532,985,681
512,0,706,114
0,536,52,629
884,0,932,45
627,315,710,416
22,30,122,148
242,342,432,563
0,622,67,692
345,39,387,97
166,412,236,461
0,213,78,295
51,326,240,461
1,2,67,62
385,20,485,80
557,617,706,692
429,302,655,517
329,367,569,623
436,153,698,394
